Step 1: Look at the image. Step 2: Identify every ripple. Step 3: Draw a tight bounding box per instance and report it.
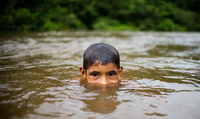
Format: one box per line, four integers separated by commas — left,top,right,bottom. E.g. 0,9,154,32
0,32,200,119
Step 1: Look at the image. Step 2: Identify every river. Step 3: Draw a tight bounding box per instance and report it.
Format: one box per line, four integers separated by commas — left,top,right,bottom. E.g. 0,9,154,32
0,31,200,119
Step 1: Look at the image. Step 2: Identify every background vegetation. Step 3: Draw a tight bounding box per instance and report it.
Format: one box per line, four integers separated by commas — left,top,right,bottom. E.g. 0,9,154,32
1,0,200,32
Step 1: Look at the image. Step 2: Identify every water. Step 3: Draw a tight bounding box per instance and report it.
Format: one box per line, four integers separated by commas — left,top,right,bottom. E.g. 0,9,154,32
0,31,200,119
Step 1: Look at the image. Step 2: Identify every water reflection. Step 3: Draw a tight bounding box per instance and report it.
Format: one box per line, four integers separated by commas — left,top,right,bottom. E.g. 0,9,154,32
80,80,121,114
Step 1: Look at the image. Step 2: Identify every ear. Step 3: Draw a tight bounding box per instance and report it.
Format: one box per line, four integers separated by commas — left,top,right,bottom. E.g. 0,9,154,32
80,67,86,78
118,66,123,77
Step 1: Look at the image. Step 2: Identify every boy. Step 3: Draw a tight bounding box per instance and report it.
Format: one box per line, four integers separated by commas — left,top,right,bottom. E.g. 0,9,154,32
80,43,123,85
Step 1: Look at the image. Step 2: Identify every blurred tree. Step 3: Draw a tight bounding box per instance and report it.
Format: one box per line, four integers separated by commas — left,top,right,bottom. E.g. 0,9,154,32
0,0,200,31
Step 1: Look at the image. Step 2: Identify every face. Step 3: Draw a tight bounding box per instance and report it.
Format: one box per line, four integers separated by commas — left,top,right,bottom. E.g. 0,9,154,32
80,63,123,85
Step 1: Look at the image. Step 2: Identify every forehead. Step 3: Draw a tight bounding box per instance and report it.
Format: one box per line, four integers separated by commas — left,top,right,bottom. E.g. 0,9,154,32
87,63,118,72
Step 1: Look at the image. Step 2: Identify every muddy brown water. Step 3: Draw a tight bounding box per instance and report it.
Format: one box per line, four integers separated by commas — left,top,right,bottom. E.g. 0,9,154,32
0,31,200,119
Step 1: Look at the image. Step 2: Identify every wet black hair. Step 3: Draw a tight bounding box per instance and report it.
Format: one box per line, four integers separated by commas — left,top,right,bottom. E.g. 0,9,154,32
83,43,120,70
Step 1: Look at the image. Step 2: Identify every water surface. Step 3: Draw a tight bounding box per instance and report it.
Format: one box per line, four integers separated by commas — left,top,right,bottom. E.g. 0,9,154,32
0,31,200,119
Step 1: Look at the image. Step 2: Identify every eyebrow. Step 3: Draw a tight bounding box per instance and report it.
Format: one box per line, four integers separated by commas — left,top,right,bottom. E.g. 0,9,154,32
89,71,100,74
89,70,117,75
108,70,117,74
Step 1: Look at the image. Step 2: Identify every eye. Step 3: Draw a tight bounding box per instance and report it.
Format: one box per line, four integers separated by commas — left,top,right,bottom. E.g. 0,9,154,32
108,73,116,77
91,74,98,77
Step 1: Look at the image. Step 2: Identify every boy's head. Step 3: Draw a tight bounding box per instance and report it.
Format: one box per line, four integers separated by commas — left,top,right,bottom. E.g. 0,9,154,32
80,43,123,85
83,43,120,70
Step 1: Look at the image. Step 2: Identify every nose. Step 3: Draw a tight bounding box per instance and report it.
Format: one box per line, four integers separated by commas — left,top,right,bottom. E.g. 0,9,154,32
100,76,108,85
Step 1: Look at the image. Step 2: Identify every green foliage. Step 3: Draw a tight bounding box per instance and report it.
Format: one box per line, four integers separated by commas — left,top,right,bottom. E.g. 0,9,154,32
0,0,200,31
156,19,186,31
93,18,138,31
